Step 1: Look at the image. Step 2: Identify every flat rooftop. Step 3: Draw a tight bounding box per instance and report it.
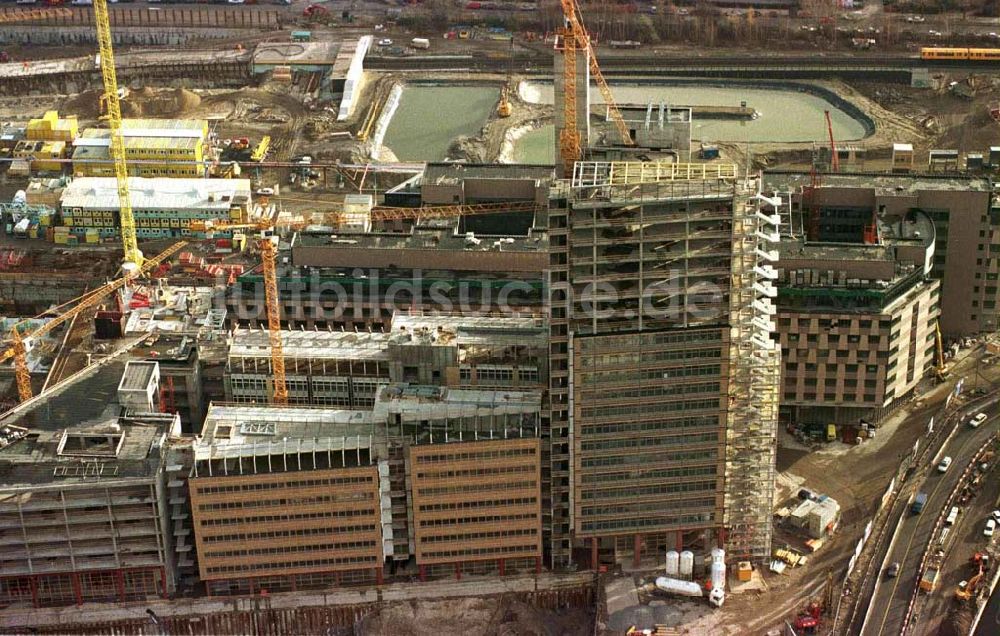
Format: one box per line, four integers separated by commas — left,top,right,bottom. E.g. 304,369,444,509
763,171,992,195
0,362,128,433
421,162,554,186
293,225,548,254
229,328,393,361
252,41,342,67
61,177,252,211
372,384,542,418
199,404,376,446
390,313,548,347
0,416,171,488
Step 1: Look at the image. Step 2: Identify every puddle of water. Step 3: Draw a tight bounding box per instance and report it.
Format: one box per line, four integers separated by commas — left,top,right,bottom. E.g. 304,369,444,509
513,125,555,164
382,85,500,161
516,82,868,150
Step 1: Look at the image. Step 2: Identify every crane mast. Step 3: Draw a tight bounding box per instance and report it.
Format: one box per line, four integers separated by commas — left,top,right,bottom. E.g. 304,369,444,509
93,0,142,271
556,0,633,177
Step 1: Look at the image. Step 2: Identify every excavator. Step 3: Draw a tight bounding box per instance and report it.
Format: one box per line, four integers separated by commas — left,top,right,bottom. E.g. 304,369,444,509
955,561,986,602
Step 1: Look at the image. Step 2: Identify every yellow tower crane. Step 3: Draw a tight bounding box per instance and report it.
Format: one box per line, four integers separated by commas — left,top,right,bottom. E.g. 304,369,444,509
556,0,634,177
93,0,142,272
0,242,185,403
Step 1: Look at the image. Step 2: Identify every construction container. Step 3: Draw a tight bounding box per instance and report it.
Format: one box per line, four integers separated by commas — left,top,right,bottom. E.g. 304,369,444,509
85,229,99,244
737,561,753,582
990,146,1000,167
65,235,78,246
665,550,680,576
679,551,694,578
967,153,984,170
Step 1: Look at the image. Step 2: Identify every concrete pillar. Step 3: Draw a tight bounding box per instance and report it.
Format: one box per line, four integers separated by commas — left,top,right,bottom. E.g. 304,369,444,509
633,534,642,568
591,537,599,571
455,562,462,581
419,564,426,582
375,567,383,585
498,558,505,576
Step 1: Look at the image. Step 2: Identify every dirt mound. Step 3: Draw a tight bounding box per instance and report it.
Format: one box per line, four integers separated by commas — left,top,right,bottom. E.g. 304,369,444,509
60,86,202,119
60,89,104,119
125,87,201,118
357,597,591,636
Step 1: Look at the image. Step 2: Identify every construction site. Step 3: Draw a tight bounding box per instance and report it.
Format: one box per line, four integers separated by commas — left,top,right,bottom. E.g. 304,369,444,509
4,0,1000,635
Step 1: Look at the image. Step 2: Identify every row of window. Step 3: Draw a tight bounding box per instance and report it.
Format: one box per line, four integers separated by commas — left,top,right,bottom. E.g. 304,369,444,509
203,524,376,544
416,464,535,480
199,509,373,527
581,416,719,436
419,512,538,528
581,497,715,517
577,330,721,352
581,480,717,500
581,512,712,533
581,398,719,419
420,528,537,544
581,382,721,403
580,364,720,386
194,475,373,496
205,540,377,559
422,543,538,560
580,465,717,485
581,449,716,469
418,497,537,513
414,447,536,464
197,494,374,512
205,554,375,575
578,346,722,369
416,480,537,497
581,432,719,453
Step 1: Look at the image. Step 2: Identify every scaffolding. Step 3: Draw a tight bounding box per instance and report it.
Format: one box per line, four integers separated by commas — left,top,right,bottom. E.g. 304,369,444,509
723,177,781,564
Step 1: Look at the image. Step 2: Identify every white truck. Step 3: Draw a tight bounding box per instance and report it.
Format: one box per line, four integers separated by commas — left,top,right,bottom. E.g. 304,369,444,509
411,38,431,50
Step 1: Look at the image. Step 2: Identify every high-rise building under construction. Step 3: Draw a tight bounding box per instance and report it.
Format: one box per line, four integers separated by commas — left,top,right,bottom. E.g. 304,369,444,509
547,162,781,568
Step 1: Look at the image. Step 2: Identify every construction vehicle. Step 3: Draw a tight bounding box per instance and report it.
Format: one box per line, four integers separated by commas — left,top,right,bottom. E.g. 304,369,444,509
250,136,271,162
920,562,941,592
0,242,185,403
935,321,949,382
496,37,513,119
793,602,823,634
92,0,142,272
955,563,986,602
302,5,328,20
554,0,633,176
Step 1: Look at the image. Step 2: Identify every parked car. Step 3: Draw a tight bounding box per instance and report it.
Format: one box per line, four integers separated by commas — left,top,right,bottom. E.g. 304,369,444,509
938,456,953,473
991,509,1000,523
986,519,996,537
970,412,988,428
946,506,959,525
886,562,900,578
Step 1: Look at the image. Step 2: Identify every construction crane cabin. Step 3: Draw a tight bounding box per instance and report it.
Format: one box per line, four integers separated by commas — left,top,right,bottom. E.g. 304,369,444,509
93,0,143,274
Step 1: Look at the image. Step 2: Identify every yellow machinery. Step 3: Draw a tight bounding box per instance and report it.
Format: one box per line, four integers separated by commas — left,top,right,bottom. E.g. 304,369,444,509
93,0,142,271
0,242,185,403
955,566,984,602
555,0,633,176
497,37,513,118
935,321,949,382
191,218,288,404
250,136,271,162
497,85,512,119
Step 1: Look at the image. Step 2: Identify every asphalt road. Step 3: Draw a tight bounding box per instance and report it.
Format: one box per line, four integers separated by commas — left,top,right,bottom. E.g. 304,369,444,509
860,398,1000,636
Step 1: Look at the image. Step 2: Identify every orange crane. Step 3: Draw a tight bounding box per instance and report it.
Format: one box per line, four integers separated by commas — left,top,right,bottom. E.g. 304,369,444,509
555,0,633,177
0,241,185,403
824,110,839,172
190,218,288,404
189,199,541,403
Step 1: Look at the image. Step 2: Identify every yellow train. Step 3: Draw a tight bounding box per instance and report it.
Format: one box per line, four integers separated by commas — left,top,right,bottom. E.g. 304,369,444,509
920,47,1000,60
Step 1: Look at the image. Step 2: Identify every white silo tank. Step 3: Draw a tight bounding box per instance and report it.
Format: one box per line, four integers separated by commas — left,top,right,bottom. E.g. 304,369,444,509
679,550,695,578
665,550,680,576
711,548,726,566
711,560,727,591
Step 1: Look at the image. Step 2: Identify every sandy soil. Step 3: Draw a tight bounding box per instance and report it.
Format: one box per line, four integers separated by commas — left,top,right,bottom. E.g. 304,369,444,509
358,597,592,636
